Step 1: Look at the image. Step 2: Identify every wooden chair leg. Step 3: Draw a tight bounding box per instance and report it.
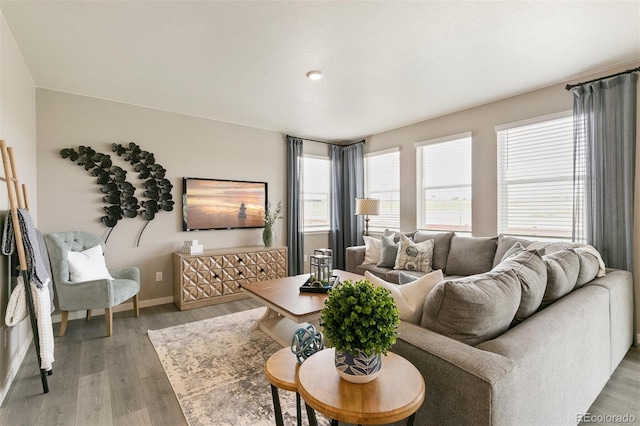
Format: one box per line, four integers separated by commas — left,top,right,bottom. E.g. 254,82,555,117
105,308,113,337
59,311,68,336
133,294,139,317
86,309,92,321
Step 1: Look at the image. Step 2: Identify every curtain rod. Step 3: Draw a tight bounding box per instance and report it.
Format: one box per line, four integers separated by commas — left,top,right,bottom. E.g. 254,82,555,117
286,135,365,146
564,66,640,91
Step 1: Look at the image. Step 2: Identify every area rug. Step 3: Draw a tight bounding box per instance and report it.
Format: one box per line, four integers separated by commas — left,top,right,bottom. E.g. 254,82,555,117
148,308,310,426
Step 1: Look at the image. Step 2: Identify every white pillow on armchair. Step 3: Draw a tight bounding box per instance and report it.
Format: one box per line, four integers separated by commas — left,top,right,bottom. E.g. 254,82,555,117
67,244,114,282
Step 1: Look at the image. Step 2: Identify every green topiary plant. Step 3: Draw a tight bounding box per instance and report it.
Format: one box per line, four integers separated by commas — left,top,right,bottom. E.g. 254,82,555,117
321,279,400,357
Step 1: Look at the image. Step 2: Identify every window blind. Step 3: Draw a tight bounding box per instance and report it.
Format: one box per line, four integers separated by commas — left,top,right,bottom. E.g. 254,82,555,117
416,134,472,232
496,112,583,239
364,148,400,231
302,156,330,231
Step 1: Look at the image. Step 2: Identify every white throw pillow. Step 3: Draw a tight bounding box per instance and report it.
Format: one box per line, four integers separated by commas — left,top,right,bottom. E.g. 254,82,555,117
67,245,114,282
365,269,444,325
362,236,382,264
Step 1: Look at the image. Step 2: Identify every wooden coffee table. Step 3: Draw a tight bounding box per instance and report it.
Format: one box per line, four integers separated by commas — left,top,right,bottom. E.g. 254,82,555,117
242,270,364,346
297,348,425,425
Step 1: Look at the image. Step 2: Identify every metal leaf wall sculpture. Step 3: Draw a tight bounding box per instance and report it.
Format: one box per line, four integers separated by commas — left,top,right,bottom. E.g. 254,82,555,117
112,142,174,245
60,146,140,242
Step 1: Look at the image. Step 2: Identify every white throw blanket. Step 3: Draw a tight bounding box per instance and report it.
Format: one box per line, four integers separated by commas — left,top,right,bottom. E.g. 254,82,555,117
527,241,606,277
5,276,55,371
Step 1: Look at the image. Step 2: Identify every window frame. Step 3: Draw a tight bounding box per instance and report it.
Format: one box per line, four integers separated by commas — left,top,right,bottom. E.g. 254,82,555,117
415,132,473,233
495,110,583,241
364,147,401,233
301,154,331,233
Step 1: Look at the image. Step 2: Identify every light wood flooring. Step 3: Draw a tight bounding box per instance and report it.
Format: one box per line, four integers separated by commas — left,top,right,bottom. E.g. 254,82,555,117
0,300,638,426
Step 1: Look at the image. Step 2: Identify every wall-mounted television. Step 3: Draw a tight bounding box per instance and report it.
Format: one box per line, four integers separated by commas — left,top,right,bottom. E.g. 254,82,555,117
182,177,267,231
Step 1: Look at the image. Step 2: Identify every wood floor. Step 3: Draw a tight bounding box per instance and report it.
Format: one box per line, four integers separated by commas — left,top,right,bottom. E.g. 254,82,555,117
0,300,638,426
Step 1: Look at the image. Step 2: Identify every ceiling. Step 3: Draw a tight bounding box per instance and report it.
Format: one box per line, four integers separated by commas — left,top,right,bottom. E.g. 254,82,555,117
1,1,639,142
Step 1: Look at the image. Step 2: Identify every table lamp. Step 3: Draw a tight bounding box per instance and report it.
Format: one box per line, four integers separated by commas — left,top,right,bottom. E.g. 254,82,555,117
355,198,380,236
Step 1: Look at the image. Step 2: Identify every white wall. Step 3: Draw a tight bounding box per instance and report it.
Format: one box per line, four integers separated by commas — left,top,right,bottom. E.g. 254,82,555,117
0,10,37,403
36,89,287,303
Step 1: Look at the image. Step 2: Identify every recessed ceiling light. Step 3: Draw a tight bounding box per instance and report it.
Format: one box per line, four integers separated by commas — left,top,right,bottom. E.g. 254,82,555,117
306,70,323,81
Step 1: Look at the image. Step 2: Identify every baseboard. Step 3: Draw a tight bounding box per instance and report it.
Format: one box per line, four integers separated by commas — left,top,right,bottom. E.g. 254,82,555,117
0,329,34,406
51,296,174,324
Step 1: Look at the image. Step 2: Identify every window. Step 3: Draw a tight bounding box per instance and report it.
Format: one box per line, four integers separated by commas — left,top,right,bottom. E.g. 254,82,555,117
496,111,583,240
364,148,400,231
302,155,330,231
416,133,472,232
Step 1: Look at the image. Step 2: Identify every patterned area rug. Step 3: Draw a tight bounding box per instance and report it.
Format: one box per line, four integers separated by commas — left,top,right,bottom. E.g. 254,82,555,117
148,308,307,426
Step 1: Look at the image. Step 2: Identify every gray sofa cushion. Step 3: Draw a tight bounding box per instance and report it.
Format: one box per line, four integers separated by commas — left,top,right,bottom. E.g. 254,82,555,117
493,235,533,267
413,231,455,271
540,250,580,309
445,236,498,276
355,263,389,280
421,269,521,346
494,250,547,323
575,251,600,287
377,235,399,268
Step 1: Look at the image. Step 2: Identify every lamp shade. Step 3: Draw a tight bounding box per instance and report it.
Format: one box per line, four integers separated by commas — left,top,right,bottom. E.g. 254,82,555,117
355,198,380,216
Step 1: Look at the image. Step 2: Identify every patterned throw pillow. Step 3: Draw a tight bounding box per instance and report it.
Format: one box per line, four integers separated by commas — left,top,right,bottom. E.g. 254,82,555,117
393,234,434,273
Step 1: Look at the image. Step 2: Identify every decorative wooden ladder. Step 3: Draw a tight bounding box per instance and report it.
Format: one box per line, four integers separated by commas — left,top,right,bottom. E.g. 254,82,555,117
0,139,49,393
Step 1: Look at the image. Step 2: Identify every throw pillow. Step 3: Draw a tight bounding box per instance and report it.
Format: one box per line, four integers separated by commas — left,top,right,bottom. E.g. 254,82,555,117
67,244,114,282
421,269,522,346
362,235,382,264
540,249,580,309
365,270,444,325
493,249,547,323
394,234,434,273
445,236,498,276
413,231,455,271
399,271,419,285
492,235,532,267
376,235,399,268
384,229,416,243
500,241,526,263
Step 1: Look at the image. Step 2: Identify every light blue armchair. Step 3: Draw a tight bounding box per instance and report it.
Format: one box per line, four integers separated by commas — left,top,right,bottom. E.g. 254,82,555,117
45,231,140,336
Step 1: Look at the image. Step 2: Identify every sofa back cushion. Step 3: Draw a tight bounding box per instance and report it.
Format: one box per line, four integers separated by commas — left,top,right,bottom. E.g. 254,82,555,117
444,236,498,276
493,250,547,323
540,250,580,309
384,229,417,243
421,269,521,346
413,231,455,271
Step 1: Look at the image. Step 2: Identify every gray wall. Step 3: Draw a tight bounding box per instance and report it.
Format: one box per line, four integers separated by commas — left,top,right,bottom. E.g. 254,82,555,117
36,89,287,303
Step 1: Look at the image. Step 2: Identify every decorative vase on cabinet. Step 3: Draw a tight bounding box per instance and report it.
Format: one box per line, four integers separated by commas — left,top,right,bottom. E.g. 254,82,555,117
263,225,275,247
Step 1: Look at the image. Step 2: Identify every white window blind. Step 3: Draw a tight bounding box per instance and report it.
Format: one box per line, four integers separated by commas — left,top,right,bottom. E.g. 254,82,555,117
416,134,472,232
364,148,400,231
496,112,583,240
302,156,330,231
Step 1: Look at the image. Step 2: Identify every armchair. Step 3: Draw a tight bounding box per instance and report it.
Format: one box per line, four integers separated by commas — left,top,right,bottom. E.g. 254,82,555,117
45,231,139,336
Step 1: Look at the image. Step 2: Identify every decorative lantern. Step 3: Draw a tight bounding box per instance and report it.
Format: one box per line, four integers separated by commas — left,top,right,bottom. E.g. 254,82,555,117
310,254,333,284
314,248,333,258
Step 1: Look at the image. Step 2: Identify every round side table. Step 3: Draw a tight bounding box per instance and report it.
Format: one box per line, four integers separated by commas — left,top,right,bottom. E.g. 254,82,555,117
297,348,425,426
264,347,314,426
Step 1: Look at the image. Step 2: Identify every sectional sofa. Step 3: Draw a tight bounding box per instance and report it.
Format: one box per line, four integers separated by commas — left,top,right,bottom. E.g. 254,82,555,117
345,232,634,426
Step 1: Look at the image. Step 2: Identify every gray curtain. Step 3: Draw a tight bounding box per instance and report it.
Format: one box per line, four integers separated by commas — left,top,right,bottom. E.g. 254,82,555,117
572,73,637,271
287,136,304,275
329,141,364,270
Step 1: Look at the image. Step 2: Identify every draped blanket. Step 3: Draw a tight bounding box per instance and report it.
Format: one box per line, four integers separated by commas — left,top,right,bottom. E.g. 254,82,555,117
2,208,49,288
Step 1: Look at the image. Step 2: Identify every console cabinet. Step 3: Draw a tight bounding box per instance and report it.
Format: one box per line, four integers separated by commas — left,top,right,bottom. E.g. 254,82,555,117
173,246,288,310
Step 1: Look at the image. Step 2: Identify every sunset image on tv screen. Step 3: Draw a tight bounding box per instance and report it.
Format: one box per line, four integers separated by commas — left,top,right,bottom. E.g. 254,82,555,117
184,179,266,230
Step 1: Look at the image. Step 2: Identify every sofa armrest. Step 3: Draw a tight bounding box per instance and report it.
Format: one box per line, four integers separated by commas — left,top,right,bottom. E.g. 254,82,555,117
392,322,516,426
345,245,366,273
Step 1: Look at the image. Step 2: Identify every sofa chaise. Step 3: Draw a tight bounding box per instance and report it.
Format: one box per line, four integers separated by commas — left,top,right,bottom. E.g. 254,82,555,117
345,231,634,425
